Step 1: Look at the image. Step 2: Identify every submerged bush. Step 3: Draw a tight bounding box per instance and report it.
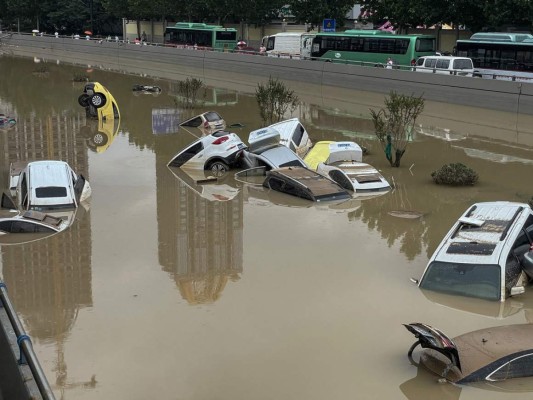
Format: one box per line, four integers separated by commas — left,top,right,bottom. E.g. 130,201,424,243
529,197,533,208
255,76,299,125
431,163,478,186
173,78,204,109
72,72,89,82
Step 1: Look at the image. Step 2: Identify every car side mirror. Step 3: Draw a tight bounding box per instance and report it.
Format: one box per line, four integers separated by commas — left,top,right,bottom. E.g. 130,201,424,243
410,277,419,285
510,286,525,297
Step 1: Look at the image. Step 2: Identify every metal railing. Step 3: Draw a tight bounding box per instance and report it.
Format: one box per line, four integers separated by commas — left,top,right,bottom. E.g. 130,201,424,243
0,282,56,400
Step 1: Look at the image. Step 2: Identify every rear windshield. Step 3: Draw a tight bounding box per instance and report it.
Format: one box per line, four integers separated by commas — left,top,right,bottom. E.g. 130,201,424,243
420,261,501,301
204,112,222,122
279,160,305,168
35,187,67,198
415,38,435,52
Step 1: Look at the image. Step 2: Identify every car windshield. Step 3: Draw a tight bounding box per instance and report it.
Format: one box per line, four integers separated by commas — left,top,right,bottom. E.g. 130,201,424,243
204,112,222,122
420,261,501,301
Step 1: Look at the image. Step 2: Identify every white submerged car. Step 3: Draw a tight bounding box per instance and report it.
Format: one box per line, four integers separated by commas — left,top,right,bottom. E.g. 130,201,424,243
304,141,391,197
417,201,533,301
8,160,91,211
167,130,247,177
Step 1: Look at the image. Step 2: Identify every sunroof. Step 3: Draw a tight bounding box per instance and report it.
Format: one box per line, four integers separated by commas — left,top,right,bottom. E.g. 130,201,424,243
447,242,497,255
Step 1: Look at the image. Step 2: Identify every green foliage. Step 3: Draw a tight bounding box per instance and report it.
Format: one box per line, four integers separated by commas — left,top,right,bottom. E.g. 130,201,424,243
370,91,424,167
431,163,479,186
287,0,355,30
173,77,204,109
255,76,299,125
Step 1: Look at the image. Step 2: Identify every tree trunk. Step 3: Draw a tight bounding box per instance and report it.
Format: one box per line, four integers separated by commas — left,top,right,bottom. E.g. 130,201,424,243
393,149,405,167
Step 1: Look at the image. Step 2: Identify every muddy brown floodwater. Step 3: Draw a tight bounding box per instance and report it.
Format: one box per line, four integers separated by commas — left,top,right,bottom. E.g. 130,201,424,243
1,55,533,400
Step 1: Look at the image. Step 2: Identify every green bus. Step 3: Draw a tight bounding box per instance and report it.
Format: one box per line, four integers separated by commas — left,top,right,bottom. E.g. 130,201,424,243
164,22,237,51
309,30,436,66
455,32,533,80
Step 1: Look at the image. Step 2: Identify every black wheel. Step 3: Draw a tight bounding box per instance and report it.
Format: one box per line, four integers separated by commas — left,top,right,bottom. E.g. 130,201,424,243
90,93,107,108
92,132,108,146
208,160,229,178
78,93,90,107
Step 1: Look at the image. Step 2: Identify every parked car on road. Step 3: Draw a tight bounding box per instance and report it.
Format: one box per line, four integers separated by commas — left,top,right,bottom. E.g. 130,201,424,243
416,201,533,301
405,322,533,384
413,56,475,77
167,130,247,177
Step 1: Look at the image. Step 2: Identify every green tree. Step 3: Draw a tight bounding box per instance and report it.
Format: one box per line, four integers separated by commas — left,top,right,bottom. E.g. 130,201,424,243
370,91,424,168
255,76,299,125
287,0,355,31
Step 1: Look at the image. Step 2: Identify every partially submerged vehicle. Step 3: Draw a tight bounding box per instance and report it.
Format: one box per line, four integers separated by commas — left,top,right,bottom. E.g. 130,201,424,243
262,166,351,202
416,201,533,301
405,322,533,384
241,126,307,170
0,114,16,131
132,84,162,95
180,111,226,134
167,130,247,177
263,118,312,158
7,160,91,211
304,141,391,196
78,82,120,121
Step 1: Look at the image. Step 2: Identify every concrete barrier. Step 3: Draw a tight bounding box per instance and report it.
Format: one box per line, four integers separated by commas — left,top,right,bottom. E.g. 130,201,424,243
1,32,532,118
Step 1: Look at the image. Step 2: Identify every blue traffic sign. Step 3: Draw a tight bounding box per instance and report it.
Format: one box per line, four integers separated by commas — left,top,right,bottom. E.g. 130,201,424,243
323,19,336,32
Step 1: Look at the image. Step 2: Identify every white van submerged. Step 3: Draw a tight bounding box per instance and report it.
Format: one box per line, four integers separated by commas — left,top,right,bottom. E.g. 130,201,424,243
414,56,475,77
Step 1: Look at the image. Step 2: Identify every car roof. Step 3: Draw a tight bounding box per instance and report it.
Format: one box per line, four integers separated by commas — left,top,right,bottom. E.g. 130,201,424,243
257,146,305,167
455,324,533,380
432,202,532,265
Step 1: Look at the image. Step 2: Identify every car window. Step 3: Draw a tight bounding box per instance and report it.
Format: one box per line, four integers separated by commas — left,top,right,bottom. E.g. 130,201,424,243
420,261,501,300
279,160,305,168
436,59,450,69
204,112,222,122
425,59,436,68
181,117,202,127
416,58,425,66
487,353,533,381
292,124,305,146
11,221,55,233
0,221,13,231
329,170,352,190
174,142,204,165
453,59,473,69
35,187,68,198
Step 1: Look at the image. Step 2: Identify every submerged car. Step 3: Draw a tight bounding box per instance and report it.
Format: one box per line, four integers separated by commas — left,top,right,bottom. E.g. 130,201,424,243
241,126,307,170
405,322,533,384
417,201,533,301
263,166,351,202
167,130,247,176
0,114,16,131
180,111,226,134
259,118,313,158
132,84,162,96
78,82,120,121
7,160,91,211
304,141,391,196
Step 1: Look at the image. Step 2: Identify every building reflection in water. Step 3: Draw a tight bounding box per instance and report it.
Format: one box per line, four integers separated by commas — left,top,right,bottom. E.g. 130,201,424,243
0,110,95,393
157,156,244,305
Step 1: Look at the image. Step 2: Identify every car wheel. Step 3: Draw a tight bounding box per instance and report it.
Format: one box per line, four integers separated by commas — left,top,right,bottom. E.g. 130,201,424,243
90,93,107,108
78,93,90,107
92,132,108,146
208,160,229,178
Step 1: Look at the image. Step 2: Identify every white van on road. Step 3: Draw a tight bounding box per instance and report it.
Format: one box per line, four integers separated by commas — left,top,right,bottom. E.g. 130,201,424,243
414,56,475,77
262,32,315,59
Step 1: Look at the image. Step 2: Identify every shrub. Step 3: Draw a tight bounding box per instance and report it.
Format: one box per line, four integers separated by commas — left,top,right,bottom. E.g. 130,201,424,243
174,78,204,109
72,73,89,82
431,163,479,186
255,76,299,125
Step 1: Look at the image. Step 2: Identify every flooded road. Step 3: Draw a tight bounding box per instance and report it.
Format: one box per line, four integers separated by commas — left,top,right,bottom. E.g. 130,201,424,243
1,55,533,400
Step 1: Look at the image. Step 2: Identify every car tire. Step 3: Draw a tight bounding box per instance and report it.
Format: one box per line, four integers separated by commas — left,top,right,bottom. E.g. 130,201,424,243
78,93,90,107
208,160,229,178
90,93,107,108
92,132,108,146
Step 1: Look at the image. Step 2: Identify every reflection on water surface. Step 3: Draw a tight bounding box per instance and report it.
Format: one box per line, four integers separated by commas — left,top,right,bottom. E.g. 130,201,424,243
1,55,533,399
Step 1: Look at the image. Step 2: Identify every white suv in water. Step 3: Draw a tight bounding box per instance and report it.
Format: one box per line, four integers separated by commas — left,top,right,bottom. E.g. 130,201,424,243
417,201,533,301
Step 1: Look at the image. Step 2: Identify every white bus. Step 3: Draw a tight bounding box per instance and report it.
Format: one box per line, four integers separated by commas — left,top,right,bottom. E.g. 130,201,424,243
262,32,315,59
